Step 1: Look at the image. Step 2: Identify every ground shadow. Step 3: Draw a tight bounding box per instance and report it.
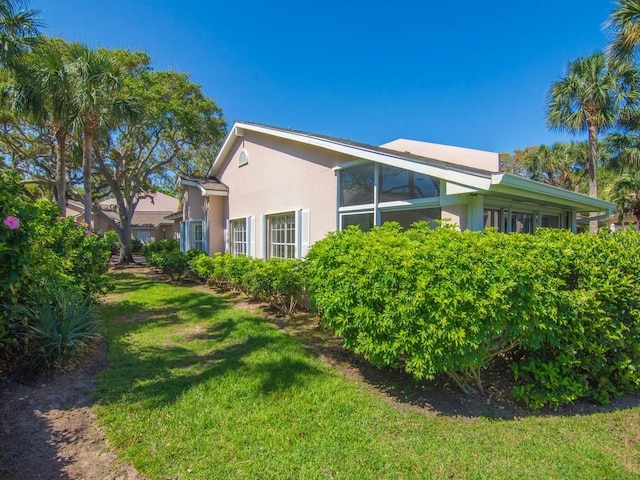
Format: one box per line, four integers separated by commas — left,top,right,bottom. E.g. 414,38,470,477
219,294,640,420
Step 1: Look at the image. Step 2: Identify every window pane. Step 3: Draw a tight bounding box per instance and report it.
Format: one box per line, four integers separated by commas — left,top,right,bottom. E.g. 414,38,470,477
412,172,440,198
540,214,560,228
231,218,247,256
511,212,533,233
269,213,296,259
340,163,374,206
483,209,501,230
341,212,374,232
380,208,441,229
379,166,440,202
379,166,409,202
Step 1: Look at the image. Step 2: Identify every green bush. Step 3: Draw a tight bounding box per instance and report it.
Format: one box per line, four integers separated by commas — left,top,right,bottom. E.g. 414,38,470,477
0,171,111,368
304,223,640,407
188,253,305,314
242,258,305,314
16,288,101,371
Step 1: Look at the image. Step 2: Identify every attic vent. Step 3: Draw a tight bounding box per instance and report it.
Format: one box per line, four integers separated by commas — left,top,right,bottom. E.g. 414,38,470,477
239,149,249,167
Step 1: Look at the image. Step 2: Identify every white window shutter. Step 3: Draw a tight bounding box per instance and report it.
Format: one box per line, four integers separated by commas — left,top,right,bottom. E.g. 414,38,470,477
248,216,255,257
224,219,230,254
203,219,209,254
183,220,191,252
301,209,310,258
179,221,186,252
261,215,267,259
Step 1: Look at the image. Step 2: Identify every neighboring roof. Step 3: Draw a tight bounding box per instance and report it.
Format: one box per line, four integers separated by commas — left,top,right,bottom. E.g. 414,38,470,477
165,211,184,221
102,210,174,228
177,175,229,196
209,121,616,214
100,191,179,212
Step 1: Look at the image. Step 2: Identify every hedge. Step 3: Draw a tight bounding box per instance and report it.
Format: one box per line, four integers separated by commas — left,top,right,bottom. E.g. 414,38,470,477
189,253,304,315
304,223,640,408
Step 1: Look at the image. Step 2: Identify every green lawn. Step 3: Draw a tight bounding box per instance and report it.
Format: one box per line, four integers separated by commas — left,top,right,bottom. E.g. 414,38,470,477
96,271,640,480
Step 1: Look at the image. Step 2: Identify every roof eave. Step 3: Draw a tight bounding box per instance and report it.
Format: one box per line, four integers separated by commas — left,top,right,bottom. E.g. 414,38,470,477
492,173,617,212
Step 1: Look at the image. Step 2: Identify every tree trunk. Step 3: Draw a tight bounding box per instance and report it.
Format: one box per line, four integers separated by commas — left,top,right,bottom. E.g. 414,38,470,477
587,121,599,233
55,129,67,215
82,126,95,227
118,216,135,264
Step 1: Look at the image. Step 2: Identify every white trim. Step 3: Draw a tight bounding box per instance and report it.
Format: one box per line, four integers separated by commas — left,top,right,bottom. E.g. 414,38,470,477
491,173,616,212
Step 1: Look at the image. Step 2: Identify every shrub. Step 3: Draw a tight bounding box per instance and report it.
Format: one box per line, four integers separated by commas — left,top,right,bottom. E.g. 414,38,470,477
243,258,305,314
188,253,305,314
304,223,640,407
16,288,101,371
0,171,111,366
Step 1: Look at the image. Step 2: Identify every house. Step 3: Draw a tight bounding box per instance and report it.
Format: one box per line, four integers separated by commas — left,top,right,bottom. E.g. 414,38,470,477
67,191,180,243
177,121,616,258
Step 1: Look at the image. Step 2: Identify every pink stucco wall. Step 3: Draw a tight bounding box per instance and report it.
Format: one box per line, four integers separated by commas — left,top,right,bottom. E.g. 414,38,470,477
216,131,351,255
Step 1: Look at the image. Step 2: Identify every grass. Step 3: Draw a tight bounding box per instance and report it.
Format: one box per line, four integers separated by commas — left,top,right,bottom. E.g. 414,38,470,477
96,271,640,479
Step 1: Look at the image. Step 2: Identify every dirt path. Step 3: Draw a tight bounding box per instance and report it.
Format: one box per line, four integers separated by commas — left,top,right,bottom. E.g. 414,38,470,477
0,342,145,480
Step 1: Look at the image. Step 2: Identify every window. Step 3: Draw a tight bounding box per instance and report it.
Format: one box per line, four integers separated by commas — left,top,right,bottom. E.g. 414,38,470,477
269,213,296,259
380,208,441,229
230,218,247,256
180,220,205,252
341,212,374,232
483,209,501,230
192,221,203,250
511,212,534,234
379,166,440,203
340,163,375,206
540,214,560,228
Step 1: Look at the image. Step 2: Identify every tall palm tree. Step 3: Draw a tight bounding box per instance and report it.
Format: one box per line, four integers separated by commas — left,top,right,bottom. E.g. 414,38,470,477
546,52,640,232
9,39,75,212
606,0,640,63
0,0,41,69
66,44,122,226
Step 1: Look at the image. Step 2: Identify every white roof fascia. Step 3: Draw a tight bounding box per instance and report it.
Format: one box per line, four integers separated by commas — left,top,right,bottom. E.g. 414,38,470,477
445,182,481,195
211,122,492,190
491,173,616,212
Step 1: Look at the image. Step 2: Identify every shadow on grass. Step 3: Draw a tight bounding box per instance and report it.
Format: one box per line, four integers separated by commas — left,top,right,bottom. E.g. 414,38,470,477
98,274,322,410
102,268,640,420
240,306,640,421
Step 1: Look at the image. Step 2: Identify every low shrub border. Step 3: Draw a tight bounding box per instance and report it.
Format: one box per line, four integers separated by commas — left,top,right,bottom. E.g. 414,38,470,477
147,224,640,408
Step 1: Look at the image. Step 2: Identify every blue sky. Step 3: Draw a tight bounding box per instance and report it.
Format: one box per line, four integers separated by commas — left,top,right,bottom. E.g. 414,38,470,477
33,0,615,154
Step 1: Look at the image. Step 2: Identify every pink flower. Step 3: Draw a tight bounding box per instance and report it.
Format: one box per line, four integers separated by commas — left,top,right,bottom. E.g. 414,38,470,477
85,229,92,235
3,216,20,230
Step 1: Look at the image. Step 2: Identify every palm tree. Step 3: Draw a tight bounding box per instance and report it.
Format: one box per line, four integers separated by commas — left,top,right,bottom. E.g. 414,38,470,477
546,52,640,232
0,0,41,69
9,39,75,212
613,171,640,230
606,0,640,63
66,44,122,227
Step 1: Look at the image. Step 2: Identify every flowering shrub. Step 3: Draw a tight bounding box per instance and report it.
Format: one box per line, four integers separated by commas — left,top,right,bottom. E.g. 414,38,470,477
0,170,112,368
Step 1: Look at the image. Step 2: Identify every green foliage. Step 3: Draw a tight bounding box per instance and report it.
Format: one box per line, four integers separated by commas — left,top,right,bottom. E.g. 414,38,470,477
96,271,640,479
188,253,305,315
0,171,111,364
16,288,101,371
304,223,640,407
142,238,179,259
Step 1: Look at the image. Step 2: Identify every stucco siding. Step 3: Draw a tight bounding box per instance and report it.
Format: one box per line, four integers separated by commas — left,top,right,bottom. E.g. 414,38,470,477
217,131,349,254
183,186,206,221
208,196,225,254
